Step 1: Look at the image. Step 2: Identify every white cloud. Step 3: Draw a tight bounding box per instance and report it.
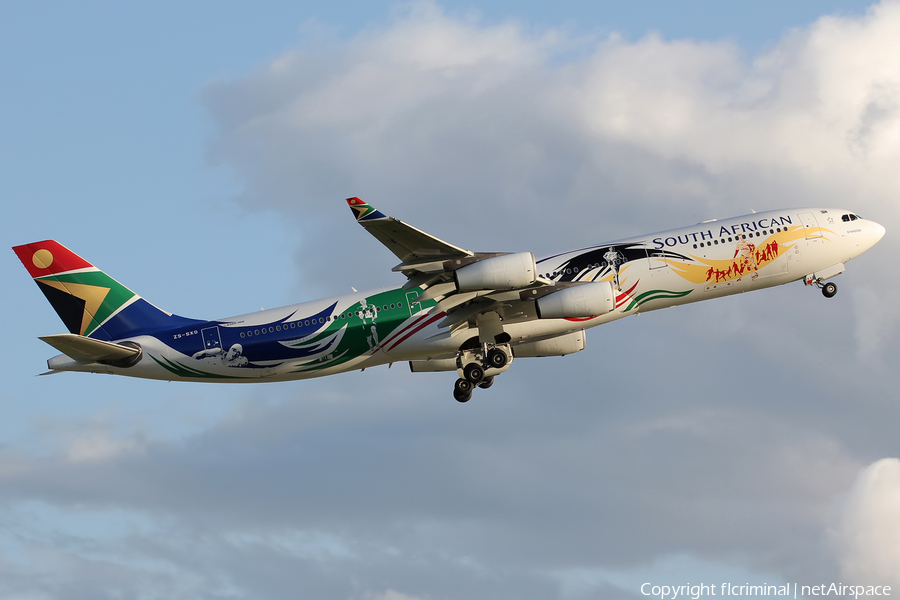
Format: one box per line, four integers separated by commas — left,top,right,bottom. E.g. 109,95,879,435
207,0,900,210
832,458,900,587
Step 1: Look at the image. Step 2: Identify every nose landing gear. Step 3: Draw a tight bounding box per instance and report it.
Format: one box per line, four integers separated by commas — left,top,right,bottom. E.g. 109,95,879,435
452,343,512,402
804,264,844,298
806,276,838,298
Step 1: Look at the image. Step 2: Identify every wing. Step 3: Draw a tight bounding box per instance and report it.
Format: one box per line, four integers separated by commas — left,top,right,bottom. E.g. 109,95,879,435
346,198,565,331
347,197,472,265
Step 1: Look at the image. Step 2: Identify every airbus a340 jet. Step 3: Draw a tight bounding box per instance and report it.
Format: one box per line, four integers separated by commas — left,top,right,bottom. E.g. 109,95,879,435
14,199,884,402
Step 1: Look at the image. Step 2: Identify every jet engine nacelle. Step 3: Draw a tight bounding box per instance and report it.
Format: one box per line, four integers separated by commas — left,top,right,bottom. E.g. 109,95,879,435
535,281,615,319
514,330,586,357
455,252,537,291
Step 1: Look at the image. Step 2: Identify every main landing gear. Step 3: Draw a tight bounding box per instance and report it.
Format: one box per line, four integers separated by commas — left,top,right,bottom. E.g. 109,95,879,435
453,378,474,402
452,343,512,403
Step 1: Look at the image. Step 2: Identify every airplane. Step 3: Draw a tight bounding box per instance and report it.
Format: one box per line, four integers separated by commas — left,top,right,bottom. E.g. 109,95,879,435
13,199,885,402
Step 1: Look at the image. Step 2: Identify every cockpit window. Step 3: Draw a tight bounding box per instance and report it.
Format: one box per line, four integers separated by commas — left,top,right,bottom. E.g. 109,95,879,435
842,214,851,222
851,214,860,220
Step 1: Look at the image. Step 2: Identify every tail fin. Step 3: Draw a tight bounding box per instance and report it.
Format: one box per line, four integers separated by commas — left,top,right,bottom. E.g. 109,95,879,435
13,240,203,341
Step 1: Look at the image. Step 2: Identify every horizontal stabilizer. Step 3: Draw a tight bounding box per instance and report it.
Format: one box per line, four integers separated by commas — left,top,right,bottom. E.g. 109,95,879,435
39,333,140,363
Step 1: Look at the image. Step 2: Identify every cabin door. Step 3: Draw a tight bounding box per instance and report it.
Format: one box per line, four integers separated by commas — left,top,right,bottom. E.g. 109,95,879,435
201,326,223,353
646,247,669,270
798,212,823,239
405,291,422,316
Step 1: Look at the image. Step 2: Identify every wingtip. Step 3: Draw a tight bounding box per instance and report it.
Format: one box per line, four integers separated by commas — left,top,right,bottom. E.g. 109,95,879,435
346,197,386,222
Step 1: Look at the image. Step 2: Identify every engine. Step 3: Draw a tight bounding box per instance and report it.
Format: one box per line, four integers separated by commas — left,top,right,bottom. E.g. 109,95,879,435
535,281,615,319
514,331,586,357
455,252,537,291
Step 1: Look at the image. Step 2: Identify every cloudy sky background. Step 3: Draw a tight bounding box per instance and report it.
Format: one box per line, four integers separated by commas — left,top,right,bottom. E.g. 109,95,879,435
2,1,899,598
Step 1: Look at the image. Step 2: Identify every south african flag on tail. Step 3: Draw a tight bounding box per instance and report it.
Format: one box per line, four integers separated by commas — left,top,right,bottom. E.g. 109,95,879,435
12,240,203,341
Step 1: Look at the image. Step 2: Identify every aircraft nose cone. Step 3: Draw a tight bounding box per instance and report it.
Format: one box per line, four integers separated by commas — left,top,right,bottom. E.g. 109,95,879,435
872,221,886,242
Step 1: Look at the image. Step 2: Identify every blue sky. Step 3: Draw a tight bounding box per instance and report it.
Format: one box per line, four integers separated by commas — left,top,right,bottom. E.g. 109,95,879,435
1,1,898,598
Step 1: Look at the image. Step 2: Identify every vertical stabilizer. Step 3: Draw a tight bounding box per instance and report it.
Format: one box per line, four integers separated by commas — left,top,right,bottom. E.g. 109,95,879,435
13,240,202,341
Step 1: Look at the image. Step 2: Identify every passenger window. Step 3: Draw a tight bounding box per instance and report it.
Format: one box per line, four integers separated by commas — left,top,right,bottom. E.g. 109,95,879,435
254,329,260,335
268,327,274,333
240,332,245,338
693,244,697,249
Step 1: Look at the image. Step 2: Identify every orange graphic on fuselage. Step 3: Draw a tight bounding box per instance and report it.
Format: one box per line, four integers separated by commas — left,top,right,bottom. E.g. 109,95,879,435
667,226,825,285
703,239,777,282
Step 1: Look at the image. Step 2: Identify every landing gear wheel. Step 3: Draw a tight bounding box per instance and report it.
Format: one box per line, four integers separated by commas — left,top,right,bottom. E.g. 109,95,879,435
454,378,473,403
463,363,485,384
822,281,838,298
477,376,494,389
453,389,472,402
486,348,508,369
